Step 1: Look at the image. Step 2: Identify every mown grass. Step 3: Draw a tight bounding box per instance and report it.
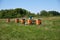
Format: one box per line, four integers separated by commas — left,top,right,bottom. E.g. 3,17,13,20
0,17,60,40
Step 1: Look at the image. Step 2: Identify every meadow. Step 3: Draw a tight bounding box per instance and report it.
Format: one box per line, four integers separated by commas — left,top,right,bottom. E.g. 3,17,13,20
0,16,60,40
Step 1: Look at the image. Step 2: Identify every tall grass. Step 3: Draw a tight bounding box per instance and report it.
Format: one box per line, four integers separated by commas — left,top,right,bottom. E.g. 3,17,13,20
0,17,60,40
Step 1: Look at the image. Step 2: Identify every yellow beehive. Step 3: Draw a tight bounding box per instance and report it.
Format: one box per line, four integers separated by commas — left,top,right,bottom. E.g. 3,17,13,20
27,19,32,25
6,18,10,23
36,19,41,25
15,18,19,23
20,19,25,24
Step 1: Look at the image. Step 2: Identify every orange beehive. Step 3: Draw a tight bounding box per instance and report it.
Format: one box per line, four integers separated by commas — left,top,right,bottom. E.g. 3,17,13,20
20,19,25,24
27,19,32,25
15,18,19,23
6,18,10,23
36,19,41,25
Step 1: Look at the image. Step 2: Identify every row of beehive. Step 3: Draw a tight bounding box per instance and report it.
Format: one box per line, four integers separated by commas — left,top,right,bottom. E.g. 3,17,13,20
6,18,41,25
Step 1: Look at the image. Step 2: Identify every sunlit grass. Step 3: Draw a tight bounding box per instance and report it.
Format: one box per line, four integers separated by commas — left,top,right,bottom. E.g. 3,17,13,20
0,17,60,40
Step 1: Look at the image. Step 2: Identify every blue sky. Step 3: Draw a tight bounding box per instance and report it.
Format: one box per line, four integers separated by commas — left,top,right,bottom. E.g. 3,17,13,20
0,0,60,13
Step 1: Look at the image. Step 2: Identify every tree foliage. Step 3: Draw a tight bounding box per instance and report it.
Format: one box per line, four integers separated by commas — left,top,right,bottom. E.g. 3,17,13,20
0,8,60,18
48,11,60,16
40,10,48,16
40,10,60,17
0,8,35,18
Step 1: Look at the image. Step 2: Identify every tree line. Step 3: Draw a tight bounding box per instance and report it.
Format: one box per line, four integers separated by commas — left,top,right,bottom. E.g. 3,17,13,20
0,8,60,18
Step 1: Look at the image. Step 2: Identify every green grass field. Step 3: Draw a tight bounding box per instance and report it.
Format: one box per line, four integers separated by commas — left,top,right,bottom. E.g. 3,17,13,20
0,17,60,40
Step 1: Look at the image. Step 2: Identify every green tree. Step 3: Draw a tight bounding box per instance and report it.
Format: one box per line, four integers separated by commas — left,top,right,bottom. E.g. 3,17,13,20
40,10,48,16
48,11,60,16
